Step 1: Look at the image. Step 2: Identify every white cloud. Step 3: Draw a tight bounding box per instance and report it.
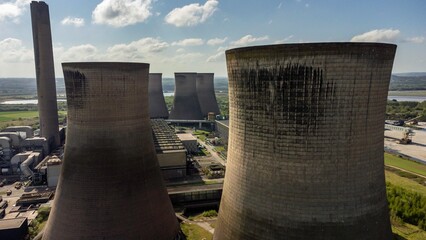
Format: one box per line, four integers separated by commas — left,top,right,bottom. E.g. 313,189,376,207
92,0,153,27
405,36,425,44
176,48,186,53
305,3,310,8
106,37,169,60
0,0,30,23
278,2,283,9
274,35,294,44
207,37,227,46
61,17,85,27
164,52,203,63
231,35,269,46
59,44,99,61
164,0,218,27
350,29,400,43
206,51,224,62
0,38,33,63
172,38,204,46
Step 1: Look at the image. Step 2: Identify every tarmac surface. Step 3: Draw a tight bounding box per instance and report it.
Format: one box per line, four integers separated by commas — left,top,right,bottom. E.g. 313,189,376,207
384,122,426,164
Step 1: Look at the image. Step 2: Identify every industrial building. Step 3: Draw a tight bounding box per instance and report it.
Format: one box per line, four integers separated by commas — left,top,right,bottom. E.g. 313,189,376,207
215,120,229,145
176,133,198,153
169,72,204,120
151,119,187,180
42,62,182,239
0,217,28,240
214,43,396,240
30,1,60,150
196,73,220,117
149,73,169,119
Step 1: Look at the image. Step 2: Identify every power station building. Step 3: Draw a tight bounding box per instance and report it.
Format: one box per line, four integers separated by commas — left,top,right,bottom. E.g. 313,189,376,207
151,119,187,180
196,73,220,117
169,72,204,120
149,73,169,119
214,43,396,240
42,62,182,239
30,1,59,150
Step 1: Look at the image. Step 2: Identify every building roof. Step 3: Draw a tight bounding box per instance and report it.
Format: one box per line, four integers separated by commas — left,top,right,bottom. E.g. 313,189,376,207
151,119,186,153
0,217,27,230
176,133,197,141
216,120,229,128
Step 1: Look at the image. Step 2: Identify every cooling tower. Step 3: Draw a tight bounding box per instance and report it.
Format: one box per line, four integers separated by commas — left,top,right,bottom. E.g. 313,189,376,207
42,63,182,240
169,72,203,120
30,1,59,150
196,73,220,116
149,73,169,119
214,43,396,240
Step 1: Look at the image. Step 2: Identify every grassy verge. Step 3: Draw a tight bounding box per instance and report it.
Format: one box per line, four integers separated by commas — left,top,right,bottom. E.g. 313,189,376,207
384,153,426,177
388,90,426,97
392,223,426,240
385,170,426,196
180,222,213,240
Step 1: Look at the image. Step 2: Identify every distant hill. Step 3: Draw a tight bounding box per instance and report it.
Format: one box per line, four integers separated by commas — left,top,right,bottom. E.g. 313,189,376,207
0,77,227,96
390,73,426,91
0,78,65,97
1,73,425,95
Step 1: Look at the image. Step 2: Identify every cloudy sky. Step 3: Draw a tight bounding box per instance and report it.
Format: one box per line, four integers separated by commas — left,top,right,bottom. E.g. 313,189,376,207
0,0,425,77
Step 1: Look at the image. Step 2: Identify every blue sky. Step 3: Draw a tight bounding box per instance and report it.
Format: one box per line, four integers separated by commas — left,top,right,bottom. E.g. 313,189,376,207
0,0,425,77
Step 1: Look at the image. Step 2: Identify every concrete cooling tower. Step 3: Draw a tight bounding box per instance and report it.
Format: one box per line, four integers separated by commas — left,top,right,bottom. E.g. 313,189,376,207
196,73,220,117
30,1,59,150
149,73,169,119
169,72,203,120
214,43,397,240
42,63,182,240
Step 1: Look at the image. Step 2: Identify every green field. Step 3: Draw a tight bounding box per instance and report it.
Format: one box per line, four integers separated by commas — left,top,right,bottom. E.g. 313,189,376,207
0,111,39,121
384,153,426,177
388,90,426,96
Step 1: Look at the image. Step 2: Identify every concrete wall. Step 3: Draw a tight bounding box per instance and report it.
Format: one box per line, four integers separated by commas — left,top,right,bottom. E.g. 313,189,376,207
169,72,203,120
42,62,181,240
196,73,220,116
214,43,396,240
30,1,59,150
157,150,187,168
149,73,169,119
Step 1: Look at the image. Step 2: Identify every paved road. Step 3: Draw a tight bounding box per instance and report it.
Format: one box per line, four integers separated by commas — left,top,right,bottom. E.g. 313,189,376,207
196,138,226,166
384,125,426,164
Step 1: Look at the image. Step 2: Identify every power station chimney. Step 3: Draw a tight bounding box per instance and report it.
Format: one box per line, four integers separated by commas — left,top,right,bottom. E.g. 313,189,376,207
149,73,169,119
30,1,59,150
169,72,203,120
214,43,396,240
42,62,182,240
196,73,220,117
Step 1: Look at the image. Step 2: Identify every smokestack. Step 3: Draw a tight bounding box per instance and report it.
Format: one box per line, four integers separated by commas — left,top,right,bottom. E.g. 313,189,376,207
42,62,182,240
169,72,203,120
149,73,169,119
196,73,220,117
214,43,396,240
30,1,59,150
